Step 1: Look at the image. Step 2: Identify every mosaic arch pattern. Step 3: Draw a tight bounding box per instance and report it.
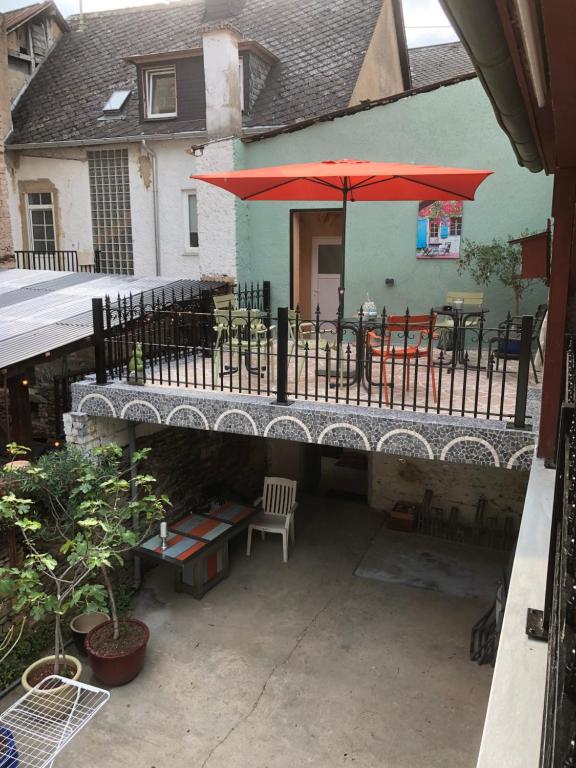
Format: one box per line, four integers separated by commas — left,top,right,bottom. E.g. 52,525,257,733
71,381,537,472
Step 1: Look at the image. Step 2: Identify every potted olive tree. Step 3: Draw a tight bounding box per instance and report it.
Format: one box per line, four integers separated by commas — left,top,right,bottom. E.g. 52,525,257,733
458,234,533,316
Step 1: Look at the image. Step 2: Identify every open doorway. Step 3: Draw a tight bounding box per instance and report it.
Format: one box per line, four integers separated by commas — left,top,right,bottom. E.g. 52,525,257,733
290,209,343,319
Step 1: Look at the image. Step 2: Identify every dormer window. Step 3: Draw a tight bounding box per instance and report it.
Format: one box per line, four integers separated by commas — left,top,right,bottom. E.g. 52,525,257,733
145,67,177,118
103,90,131,113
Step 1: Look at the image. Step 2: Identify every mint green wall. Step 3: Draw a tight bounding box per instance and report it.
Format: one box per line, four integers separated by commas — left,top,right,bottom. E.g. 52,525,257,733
234,78,552,321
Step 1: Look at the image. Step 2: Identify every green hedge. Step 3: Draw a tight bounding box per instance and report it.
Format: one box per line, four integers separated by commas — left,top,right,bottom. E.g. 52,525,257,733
0,621,70,691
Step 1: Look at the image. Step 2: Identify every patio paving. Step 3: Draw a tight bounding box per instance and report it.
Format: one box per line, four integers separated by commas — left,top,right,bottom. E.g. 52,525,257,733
31,495,494,767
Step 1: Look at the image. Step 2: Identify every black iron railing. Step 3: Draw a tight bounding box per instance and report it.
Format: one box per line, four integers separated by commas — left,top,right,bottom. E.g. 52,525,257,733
529,336,576,767
14,250,102,272
93,299,534,424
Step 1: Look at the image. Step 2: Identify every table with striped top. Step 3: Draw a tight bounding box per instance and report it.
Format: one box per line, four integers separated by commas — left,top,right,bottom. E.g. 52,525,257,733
139,532,207,564
169,513,232,541
203,501,256,525
137,500,257,598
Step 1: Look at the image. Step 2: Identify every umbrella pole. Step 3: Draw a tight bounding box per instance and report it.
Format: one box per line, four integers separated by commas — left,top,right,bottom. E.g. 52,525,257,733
339,190,347,317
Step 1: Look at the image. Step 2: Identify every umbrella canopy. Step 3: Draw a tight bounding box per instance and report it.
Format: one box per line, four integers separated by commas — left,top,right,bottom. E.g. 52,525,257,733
192,159,493,310
192,159,492,201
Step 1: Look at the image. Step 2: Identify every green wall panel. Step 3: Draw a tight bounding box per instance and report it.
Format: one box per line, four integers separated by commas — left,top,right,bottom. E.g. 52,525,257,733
235,79,552,321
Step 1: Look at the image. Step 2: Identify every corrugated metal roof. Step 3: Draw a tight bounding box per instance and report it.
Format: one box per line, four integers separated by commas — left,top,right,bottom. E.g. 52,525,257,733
0,270,216,370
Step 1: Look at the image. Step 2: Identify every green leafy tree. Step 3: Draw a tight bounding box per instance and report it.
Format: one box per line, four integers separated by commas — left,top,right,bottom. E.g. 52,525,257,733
0,443,169,672
0,490,108,675
458,235,534,316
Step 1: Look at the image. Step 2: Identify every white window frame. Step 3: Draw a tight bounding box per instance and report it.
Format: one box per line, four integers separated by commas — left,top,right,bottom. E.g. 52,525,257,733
183,191,199,254
239,56,245,112
26,192,56,251
145,67,177,119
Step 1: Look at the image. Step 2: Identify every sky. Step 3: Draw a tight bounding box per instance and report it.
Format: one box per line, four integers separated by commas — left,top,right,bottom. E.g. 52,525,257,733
0,0,458,48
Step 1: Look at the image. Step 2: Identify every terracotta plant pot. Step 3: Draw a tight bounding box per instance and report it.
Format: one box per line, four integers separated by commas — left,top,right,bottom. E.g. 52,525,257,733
70,612,110,656
85,619,149,686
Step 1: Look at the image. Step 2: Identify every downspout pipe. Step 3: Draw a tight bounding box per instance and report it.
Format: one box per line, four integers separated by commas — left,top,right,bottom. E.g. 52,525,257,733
141,140,161,276
127,422,142,590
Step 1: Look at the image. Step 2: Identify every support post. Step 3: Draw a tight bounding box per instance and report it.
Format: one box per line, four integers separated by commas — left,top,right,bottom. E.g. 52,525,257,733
276,307,289,405
263,280,271,313
94,249,101,273
539,170,576,460
514,315,533,428
339,191,348,318
92,297,107,385
128,423,142,589
7,371,33,447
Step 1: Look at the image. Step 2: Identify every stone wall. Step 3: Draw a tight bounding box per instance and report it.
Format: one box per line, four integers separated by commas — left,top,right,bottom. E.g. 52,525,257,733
369,452,529,525
136,426,267,514
265,437,529,526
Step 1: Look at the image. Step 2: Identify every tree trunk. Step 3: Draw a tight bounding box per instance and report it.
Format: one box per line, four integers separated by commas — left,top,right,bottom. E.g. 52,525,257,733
53,613,61,675
101,564,119,641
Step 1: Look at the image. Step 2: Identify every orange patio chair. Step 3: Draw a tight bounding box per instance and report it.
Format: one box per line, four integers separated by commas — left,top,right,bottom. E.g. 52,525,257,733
367,314,437,404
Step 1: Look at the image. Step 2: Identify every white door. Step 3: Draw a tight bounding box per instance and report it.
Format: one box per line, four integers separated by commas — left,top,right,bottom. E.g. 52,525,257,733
311,236,343,319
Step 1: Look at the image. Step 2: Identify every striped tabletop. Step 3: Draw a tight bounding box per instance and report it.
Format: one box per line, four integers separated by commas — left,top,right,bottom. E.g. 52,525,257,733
204,502,256,525
140,532,207,563
170,513,232,541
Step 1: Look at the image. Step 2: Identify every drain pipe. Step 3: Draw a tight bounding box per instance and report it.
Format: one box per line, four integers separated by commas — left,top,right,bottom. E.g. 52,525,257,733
127,423,142,589
141,140,161,276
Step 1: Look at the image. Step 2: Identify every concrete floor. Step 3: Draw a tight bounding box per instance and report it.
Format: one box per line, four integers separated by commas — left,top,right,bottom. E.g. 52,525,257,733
15,497,494,767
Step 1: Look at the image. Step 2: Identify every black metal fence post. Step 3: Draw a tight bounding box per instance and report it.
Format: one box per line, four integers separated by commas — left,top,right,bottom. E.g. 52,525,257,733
92,297,107,385
514,314,534,428
276,307,289,405
263,281,271,313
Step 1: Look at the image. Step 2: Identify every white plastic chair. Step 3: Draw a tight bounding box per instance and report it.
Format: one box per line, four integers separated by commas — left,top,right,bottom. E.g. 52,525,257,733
246,477,298,563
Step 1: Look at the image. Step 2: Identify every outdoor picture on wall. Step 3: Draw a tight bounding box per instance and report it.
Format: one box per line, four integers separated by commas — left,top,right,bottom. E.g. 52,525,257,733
416,200,463,259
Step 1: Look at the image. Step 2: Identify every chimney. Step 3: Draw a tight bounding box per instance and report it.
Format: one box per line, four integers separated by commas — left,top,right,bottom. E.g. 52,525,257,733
201,1,243,138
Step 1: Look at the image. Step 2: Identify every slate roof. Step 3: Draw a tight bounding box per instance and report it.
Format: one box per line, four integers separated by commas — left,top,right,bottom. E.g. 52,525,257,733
9,0,390,145
6,2,49,31
5,1,69,34
409,41,474,89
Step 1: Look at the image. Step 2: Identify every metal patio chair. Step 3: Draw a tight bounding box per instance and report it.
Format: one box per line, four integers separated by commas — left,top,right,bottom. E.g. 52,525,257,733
214,309,275,382
246,477,298,563
287,309,344,387
487,303,547,383
366,314,438,404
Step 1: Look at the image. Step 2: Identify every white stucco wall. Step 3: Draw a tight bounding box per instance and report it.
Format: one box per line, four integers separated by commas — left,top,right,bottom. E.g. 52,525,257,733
145,137,237,279
6,136,237,278
6,150,93,263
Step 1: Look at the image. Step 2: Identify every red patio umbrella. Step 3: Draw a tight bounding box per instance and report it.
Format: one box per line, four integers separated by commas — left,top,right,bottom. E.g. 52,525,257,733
192,159,492,311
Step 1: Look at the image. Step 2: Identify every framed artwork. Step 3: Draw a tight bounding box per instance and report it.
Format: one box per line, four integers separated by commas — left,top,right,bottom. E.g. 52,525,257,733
416,200,463,259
